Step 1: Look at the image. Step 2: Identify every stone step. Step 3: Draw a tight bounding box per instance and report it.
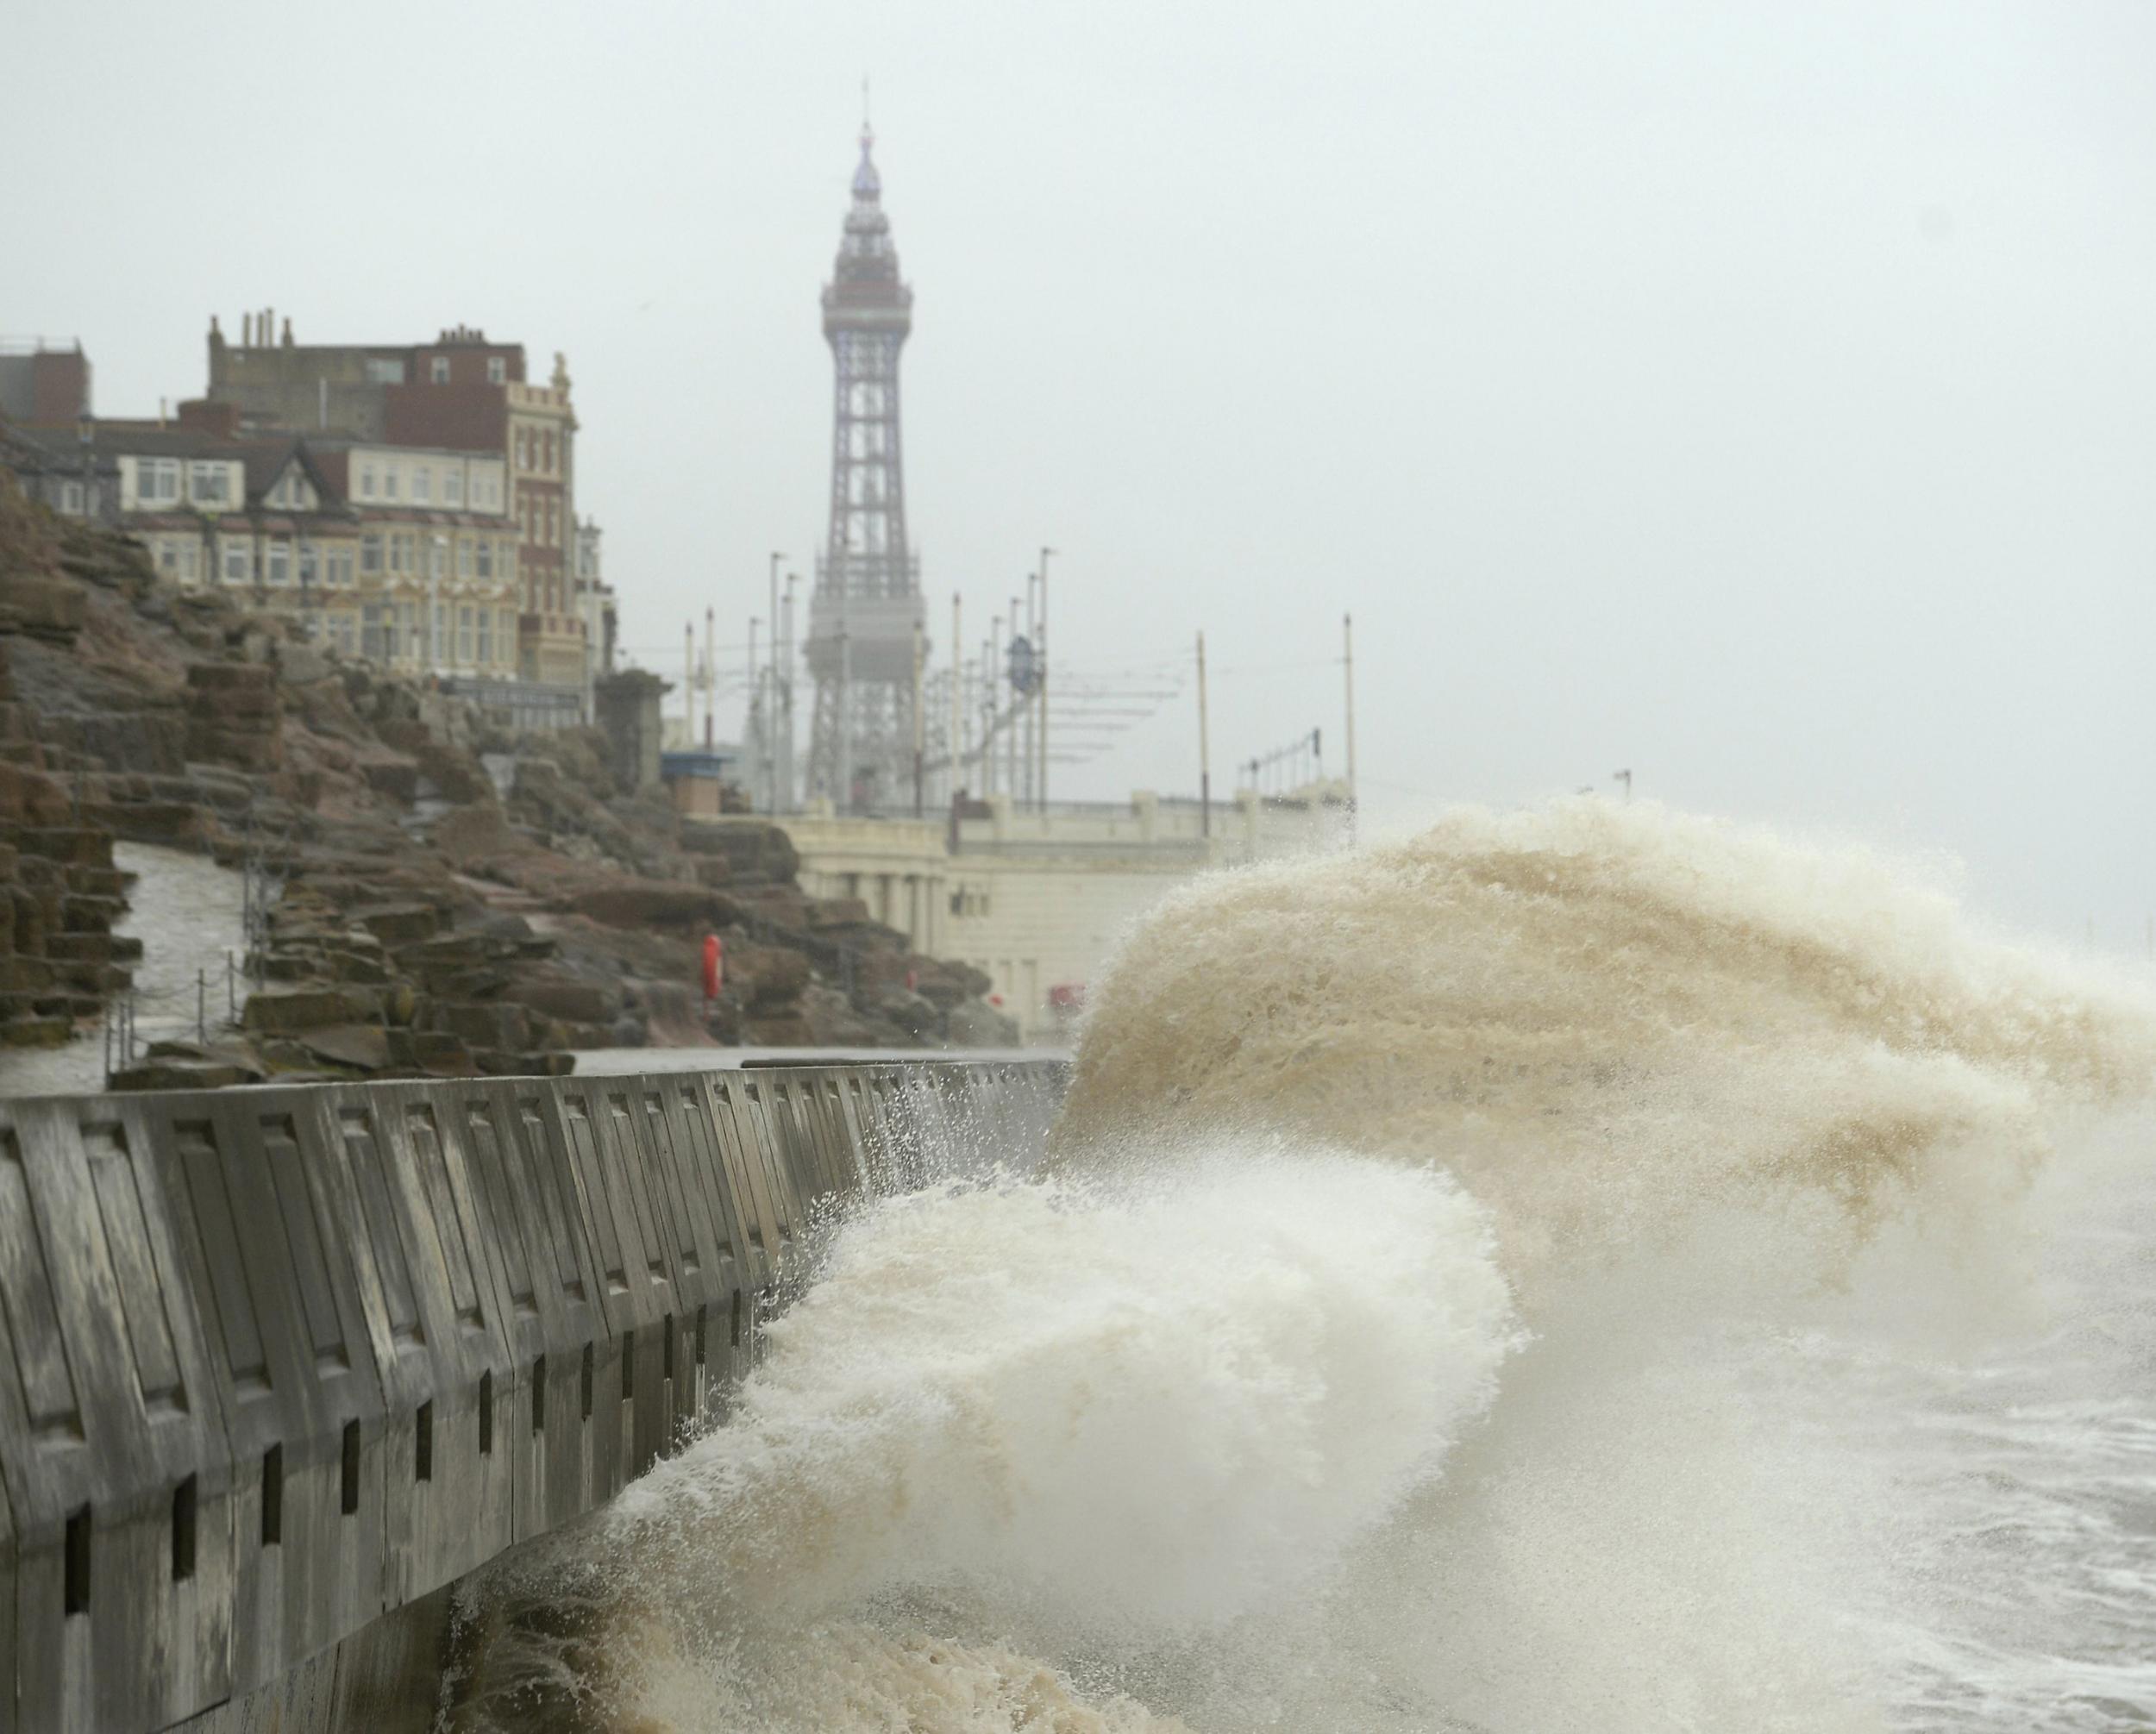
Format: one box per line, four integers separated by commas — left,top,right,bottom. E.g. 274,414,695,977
0,1014,72,1049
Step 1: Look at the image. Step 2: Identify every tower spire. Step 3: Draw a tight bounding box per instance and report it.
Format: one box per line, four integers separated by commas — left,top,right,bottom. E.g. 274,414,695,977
805,122,923,813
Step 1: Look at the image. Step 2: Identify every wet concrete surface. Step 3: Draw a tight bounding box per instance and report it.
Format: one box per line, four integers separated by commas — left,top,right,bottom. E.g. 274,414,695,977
0,842,247,1097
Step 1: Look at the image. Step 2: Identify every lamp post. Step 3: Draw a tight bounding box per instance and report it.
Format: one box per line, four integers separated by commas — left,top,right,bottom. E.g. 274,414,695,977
767,552,785,812
1023,570,1037,807
1197,629,1211,842
782,573,799,811
986,614,1000,798
1343,611,1357,845
1007,591,1021,801
746,615,760,800
949,591,962,802
1037,546,1056,811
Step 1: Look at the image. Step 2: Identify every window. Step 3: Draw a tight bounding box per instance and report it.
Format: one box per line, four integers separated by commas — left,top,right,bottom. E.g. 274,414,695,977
486,356,505,385
326,546,354,587
444,467,463,507
542,432,555,473
359,464,376,498
360,533,383,575
430,357,449,384
476,607,492,666
429,538,447,579
384,466,399,500
361,604,387,661
222,541,251,585
178,542,199,585
413,466,432,504
60,481,85,515
457,539,473,578
398,602,418,660
475,538,493,579
155,539,179,574
266,541,291,585
432,601,446,659
190,463,230,506
389,532,414,574
298,541,317,588
135,457,180,505
365,358,405,385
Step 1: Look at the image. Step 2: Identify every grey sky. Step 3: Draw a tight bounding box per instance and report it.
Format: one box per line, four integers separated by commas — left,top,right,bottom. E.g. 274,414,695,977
8,0,2153,948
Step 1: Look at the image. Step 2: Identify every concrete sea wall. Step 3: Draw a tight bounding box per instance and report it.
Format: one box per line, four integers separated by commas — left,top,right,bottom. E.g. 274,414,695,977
0,1059,1066,1732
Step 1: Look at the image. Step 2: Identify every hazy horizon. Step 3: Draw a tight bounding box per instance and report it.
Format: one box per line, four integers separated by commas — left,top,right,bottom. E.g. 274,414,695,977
7,0,2151,949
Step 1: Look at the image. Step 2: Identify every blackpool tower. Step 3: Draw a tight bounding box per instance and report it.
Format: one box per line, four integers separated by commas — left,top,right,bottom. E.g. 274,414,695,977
804,125,925,811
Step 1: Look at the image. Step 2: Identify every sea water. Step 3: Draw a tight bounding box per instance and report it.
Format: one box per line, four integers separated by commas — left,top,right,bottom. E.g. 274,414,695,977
460,800,2156,1731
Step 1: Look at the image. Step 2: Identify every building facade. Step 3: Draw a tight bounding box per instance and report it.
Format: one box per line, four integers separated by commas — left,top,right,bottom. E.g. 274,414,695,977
783,785,1350,1042
3,414,522,684
203,314,586,707
575,516,618,678
0,340,91,427
504,363,581,687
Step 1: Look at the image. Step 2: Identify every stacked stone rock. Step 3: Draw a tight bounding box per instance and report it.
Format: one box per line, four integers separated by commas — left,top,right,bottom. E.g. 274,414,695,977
0,651,138,1049
223,891,578,1082
183,661,285,774
2,470,1024,1079
678,817,1006,1046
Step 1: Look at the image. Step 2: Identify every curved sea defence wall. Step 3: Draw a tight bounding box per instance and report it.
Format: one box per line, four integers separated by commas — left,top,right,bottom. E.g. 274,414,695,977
0,1059,1065,1733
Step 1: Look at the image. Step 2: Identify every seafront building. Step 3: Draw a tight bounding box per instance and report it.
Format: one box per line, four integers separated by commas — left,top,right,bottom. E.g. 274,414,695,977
781,783,1349,1042
0,338,91,429
1,410,524,686
203,314,594,709
0,322,616,724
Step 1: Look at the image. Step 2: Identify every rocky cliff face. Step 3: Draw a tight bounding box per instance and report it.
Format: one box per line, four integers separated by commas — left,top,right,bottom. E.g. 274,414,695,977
0,474,141,1050
0,469,1008,1087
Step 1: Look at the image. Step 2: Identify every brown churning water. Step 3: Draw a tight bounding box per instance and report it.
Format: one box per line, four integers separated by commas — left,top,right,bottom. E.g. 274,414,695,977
1057,798,2156,1292
458,800,2156,1732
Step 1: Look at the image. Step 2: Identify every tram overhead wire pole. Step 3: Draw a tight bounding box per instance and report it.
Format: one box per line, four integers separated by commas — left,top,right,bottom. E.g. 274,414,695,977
1197,629,1211,840
950,592,962,802
1343,611,1357,846
1007,592,1024,803
911,617,924,817
768,552,785,813
1038,546,1056,811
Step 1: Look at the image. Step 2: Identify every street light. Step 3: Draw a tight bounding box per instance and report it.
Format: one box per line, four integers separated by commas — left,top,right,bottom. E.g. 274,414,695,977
1037,546,1056,811
768,552,786,812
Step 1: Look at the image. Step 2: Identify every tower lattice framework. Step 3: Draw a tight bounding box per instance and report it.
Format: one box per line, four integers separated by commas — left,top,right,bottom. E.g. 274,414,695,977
805,126,924,811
